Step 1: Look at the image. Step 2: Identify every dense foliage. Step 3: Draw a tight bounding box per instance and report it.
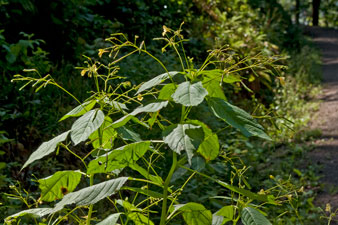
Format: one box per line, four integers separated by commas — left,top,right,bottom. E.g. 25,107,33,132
0,0,326,224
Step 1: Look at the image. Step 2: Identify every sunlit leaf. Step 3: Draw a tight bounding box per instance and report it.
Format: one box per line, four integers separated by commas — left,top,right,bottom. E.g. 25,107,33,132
202,77,226,100
87,142,150,174
241,207,272,225
22,131,70,170
111,101,168,128
136,71,179,94
89,117,117,149
71,109,105,145
128,212,155,225
173,202,212,225
188,120,219,161
158,83,176,100
59,100,96,122
172,81,208,106
97,213,121,225
208,97,271,140
38,170,82,202
5,208,53,222
163,124,204,164
50,177,128,213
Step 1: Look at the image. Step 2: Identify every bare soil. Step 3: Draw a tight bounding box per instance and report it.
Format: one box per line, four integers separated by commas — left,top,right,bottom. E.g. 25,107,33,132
305,27,338,216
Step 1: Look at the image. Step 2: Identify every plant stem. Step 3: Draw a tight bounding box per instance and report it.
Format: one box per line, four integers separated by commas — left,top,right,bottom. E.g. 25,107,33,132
86,175,94,225
159,152,177,225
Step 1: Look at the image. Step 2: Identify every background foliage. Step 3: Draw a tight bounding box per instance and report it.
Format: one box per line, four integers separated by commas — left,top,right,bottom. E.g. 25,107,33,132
0,0,326,224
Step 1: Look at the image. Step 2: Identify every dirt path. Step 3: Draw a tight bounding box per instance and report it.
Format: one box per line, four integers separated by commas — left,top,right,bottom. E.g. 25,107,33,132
306,27,338,212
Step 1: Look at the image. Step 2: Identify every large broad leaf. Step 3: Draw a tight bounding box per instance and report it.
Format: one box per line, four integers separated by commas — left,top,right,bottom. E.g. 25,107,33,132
136,71,179,94
5,208,53,222
208,97,271,140
173,203,212,225
89,117,117,149
128,212,155,225
38,170,82,202
51,177,128,213
59,100,96,122
22,131,70,170
212,205,234,224
199,69,241,84
111,101,168,128
97,213,121,225
158,83,177,100
87,142,150,174
202,77,226,100
71,109,105,145
116,126,142,142
241,207,272,225
163,124,204,164
172,81,208,106
188,120,219,161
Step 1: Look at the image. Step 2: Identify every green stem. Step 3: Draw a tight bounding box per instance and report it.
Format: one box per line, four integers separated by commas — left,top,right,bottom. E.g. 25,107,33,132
86,175,94,225
159,152,177,225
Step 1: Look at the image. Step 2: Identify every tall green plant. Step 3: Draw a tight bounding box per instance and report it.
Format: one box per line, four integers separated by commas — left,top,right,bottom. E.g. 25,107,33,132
5,25,284,225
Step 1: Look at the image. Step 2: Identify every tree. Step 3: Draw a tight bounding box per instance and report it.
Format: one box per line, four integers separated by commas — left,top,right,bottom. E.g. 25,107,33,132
312,0,321,26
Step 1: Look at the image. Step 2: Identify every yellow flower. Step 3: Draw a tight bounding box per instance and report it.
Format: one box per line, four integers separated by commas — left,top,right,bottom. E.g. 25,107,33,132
98,49,108,58
326,203,331,212
137,94,143,101
162,25,171,36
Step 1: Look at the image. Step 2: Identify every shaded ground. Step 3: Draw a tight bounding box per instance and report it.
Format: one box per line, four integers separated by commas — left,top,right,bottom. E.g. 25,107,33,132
305,26,338,219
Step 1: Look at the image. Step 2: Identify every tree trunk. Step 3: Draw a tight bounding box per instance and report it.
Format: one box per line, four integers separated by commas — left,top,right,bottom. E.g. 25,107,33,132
295,0,300,24
312,0,320,26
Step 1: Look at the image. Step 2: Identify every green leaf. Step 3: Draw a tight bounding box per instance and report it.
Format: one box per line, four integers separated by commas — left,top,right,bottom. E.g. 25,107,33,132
128,212,155,225
87,142,150,174
50,177,128,213
199,69,241,83
163,124,204,164
212,214,224,225
122,186,164,198
213,205,234,224
136,71,179,94
97,213,121,225
38,170,82,202
158,83,176,100
188,120,219,161
217,205,234,219
71,109,105,145
59,100,96,122
202,77,226,100
22,131,70,170
5,208,53,222
173,203,212,225
208,98,271,140
172,81,208,106
116,126,142,142
89,117,117,149
241,207,272,225
111,101,168,128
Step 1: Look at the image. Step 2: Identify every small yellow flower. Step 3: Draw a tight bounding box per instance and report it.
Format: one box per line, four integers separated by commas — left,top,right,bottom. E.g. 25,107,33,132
277,77,285,86
326,203,331,212
298,186,304,193
81,69,88,76
269,175,275,179
137,94,144,101
162,25,171,36
98,49,109,58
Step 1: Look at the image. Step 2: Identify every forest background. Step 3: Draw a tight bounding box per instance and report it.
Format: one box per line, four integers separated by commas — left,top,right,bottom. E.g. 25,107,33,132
0,0,338,224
